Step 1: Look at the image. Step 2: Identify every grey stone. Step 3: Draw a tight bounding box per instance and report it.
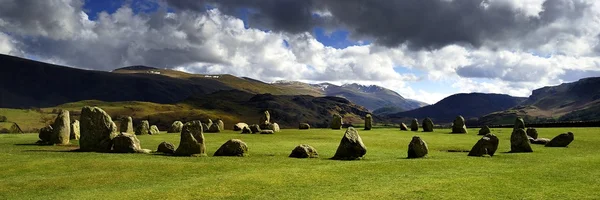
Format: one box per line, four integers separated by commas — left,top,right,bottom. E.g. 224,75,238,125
514,117,525,130
526,128,538,139
478,126,491,135
299,123,310,130
510,128,533,153
545,132,574,147
468,133,499,157
135,120,150,135
410,119,419,131
364,114,372,130
422,118,434,132
400,123,408,131
168,121,183,133
174,121,206,156
531,138,551,145
214,139,248,157
241,126,252,134
112,133,144,153
157,141,175,154
52,110,70,145
260,130,274,134
249,124,261,134
80,106,118,152
149,125,160,135
233,122,248,131
332,127,367,160
206,122,221,133
331,114,343,130
37,125,53,144
451,115,467,134
259,111,270,129
268,123,280,132
407,136,428,158
289,144,319,158
70,120,80,140
120,116,134,133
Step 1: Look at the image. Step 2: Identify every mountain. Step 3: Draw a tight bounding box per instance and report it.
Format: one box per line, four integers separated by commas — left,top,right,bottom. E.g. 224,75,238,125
479,77,600,124
389,93,526,123
0,54,425,112
273,81,428,111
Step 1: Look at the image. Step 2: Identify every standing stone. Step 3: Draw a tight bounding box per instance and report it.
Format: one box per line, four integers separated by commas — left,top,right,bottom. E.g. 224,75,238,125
37,125,53,144
332,127,367,160
526,128,538,139
135,120,150,135
268,123,280,132
157,141,175,154
168,121,184,133
79,106,118,152
214,139,248,157
70,120,80,140
112,133,144,153
120,117,134,133
299,123,310,130
207,123,221,133
510,128,533,153
233,123,248,131
249,124,261,134
422,118,434,132
174,121,206,156
149,125,160,135
478,126,491,135
51,110,70,145
400,123,408,131
407,136,428,158
216,119,224,131
468,133,499,157
289,144,319,158
514,117,525,130
331,114,343,130
364,114,373,130
241,126,252,134
410,119,419,131
545,132,574,147
259,111,271,129
451,115,467,134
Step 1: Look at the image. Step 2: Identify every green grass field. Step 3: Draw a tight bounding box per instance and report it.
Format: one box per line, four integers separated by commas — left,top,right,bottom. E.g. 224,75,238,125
1,128,599,199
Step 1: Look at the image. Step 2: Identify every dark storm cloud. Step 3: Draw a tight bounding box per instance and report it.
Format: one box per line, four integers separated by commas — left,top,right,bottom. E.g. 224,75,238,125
165,0,590,50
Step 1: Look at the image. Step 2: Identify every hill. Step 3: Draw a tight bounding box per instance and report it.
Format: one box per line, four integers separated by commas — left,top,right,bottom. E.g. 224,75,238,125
389,93,526,123
479,77,600,124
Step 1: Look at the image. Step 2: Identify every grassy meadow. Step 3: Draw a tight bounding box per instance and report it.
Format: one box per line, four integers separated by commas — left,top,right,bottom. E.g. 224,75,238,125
1,127,599,199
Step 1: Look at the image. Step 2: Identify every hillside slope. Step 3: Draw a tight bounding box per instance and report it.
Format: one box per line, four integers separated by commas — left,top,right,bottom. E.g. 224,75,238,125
389,93,526,123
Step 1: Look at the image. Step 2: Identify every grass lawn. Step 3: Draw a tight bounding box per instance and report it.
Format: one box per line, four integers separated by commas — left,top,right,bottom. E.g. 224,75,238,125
0,128,599,199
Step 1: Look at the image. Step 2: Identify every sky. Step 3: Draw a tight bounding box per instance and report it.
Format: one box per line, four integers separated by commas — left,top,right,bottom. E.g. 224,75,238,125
1,0,600,104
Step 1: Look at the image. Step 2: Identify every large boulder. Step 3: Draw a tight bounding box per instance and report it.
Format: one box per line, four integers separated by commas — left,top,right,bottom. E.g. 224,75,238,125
410,119,419,131
468,133,499,157
168,121,183,133
531,138,551,145
407,136,428,158
70,120,80,140
214,139,248,157
268,123,280,132
332,127,367,160
233,123,248,131
157,141,175,154
364,114,373,130
510,128,533,153
545,132,574,147
331,114,343,130
241,126,252,134
478,126,491,135
422,118,434,132
451,115,467,134
289,144,319,158
37,125,53,144
514,117,525,130
526,128,538,139
400,123,408,131
79,106,118,152
120,116,134,133
174,121,206,156
52,110,71,145
249,124,261,134
299,123,310,130
259,111,271,128
135,120,150,135
112,133,145,153
149,125,160,135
